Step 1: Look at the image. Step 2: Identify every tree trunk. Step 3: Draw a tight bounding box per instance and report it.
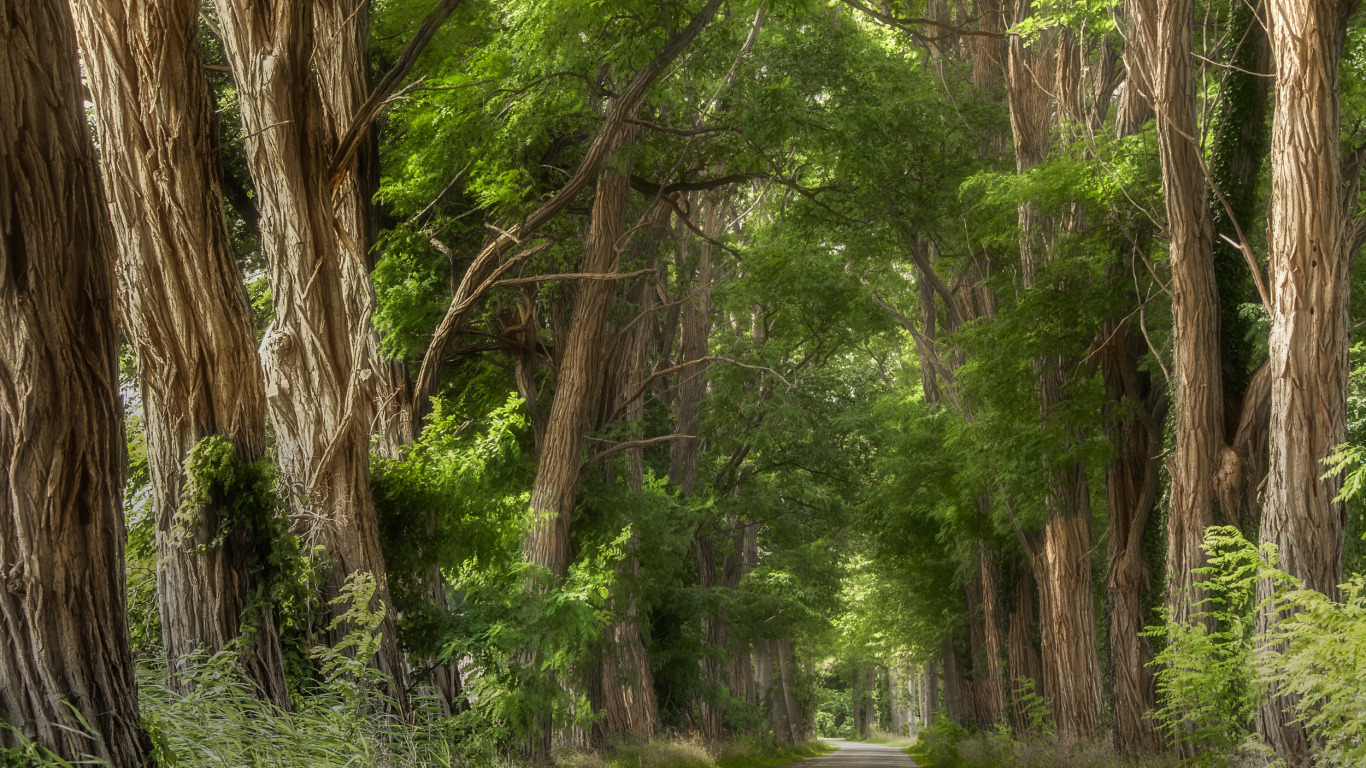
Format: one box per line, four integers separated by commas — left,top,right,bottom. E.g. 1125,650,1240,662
907,667,921,737
1102,328,1166,753
866,668,877,733
923,656,940,726
1127,0,1225,628
310,0,416,454
524,159,632,579
1006,20,1103,743
695,530,726,739
518,155,632,754
888,666,905,735
318,1,458,707
940,634,971,727
600,564,657,740
208,0,406,695
598,205,667,741
1031,473,1103,743
70,0,288,706
852,664,865,737
1006,557,1042,735
758,640,790,741
1256,0,1357,762
776,639,802,742
974,543,1006,727
0,2,149,762
729,524,758,708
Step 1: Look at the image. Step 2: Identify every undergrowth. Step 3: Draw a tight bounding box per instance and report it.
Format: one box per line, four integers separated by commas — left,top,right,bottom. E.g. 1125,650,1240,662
908,722,1180,768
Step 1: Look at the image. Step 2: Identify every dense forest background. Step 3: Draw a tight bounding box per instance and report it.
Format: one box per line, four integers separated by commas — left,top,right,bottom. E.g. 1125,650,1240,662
4,0,1366,767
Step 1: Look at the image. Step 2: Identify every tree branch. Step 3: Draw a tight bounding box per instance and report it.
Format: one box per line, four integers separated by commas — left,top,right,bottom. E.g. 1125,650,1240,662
411,0,726,426
581,434,697,474
328,0,466,189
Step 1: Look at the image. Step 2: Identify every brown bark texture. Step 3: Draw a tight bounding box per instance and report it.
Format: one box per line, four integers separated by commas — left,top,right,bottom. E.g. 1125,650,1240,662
1102,328,1166,753
974,542,1007,727
1127,0,1225,627
523,160,632,579
208,0,407,693
1005,19,1102,744
599,219,665,739
70,0,288,705
1256,0,1358,762
1005,561,1042,735
0,1,149,762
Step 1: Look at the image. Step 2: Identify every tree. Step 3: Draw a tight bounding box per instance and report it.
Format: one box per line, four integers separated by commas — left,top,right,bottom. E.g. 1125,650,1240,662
0,1,150,762
208,0,407,693
70,0,288,705
1126,0,1223,629
1004,20,1104,744
1256,0,1362,762
523,158,634,582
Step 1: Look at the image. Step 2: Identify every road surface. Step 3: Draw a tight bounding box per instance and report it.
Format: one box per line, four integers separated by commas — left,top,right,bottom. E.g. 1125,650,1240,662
807,740,920,768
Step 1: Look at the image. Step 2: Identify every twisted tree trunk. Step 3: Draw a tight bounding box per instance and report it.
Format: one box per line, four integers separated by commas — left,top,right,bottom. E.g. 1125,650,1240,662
70,0,288,705
0,2,149,761
208,0,406,697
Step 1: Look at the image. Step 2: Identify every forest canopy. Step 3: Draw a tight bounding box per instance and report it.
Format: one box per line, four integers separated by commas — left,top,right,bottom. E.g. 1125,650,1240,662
3,0,1366,767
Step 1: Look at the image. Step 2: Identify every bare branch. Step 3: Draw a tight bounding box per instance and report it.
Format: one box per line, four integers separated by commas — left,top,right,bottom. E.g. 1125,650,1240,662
581,434,697,474
492,267,654,288
328,0,467,189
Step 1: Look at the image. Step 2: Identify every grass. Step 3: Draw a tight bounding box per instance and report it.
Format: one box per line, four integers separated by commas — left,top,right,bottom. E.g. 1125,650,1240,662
849,732,948,767
558,738,834,768
713,739,835,768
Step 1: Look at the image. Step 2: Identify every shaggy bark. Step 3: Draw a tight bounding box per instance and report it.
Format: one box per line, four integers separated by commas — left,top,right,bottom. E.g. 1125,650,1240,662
0,2,149,761
1256,0,1359,762
208,0,406,694
598,204,669,741
1005,561,1043,736
1102,327,1166,753
70,0,287,705
1006,19,1103,742
1127,0,1224,628
523,159,632,579
974,543,1007,727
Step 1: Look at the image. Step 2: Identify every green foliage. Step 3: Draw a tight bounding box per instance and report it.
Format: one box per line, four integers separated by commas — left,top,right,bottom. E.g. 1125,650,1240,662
1147,527,1262,765
813,684,853,738
1149,523,1366,767
178,436,285,554
371,391,531,675
141,573,465,768
0,712,112,768
1258,577,1366,766
1011,678,1053,741
122,412,160,657
178,435,314,680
